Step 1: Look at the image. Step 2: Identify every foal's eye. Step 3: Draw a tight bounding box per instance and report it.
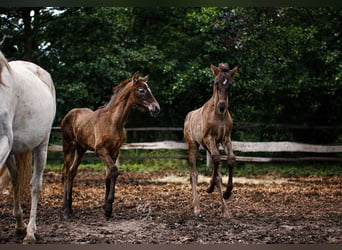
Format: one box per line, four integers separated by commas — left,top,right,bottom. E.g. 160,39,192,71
138,88,145,94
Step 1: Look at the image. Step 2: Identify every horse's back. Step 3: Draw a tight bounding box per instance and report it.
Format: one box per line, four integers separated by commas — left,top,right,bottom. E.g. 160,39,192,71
9,60,55,97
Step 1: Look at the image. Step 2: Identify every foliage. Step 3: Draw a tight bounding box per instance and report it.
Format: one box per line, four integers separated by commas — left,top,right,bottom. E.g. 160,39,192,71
0,7,341,143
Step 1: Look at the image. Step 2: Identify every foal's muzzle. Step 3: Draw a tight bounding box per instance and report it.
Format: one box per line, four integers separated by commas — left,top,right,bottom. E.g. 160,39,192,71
148,102,160,117
218,101,226,114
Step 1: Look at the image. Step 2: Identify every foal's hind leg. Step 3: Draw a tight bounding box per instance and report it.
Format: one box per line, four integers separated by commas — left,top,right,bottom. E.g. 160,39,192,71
62,144,85,219
187,141,200,216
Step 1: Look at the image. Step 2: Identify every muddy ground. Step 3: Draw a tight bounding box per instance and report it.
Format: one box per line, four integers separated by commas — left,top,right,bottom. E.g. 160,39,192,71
0,168,341,244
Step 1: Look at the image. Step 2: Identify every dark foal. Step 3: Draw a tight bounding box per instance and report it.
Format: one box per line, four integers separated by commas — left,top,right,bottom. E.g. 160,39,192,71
61,72,160,219
184,63,238,217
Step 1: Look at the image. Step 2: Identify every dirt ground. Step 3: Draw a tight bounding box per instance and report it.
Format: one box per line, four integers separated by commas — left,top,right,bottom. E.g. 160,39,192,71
0,167,341,244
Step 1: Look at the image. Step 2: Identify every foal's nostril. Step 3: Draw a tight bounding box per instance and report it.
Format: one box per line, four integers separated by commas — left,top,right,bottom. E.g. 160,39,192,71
150,103,160,117
218,102,226,113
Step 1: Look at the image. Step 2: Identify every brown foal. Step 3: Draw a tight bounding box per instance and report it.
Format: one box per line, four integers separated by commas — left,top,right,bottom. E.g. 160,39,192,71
184,63,238,217
61,72,160,219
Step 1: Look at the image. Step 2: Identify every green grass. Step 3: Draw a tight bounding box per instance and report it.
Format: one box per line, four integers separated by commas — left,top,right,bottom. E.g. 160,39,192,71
46,158,342,178
233,162,342,177
46,148,341,177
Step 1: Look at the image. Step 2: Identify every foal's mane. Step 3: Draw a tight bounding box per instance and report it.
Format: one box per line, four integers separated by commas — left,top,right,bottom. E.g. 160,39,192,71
112,77,132,96
97,77,133,110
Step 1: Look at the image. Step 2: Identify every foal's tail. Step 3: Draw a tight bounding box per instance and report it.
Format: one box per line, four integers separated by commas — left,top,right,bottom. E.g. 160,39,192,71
0,152,32,199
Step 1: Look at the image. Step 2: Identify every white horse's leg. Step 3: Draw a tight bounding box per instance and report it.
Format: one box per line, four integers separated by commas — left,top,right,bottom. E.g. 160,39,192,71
0,117,13,167
23,140,48,244
6,155,27,233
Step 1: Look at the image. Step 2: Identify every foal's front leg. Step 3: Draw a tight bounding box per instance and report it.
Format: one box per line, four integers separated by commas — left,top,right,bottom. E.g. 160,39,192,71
96,148,119,219
223,140,235,199
205,139,221,194
205,139,229,217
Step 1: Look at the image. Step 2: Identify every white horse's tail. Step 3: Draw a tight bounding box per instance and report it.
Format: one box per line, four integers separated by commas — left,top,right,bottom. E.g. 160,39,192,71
0,164,11,195
0,152,32,199
15,152,32,200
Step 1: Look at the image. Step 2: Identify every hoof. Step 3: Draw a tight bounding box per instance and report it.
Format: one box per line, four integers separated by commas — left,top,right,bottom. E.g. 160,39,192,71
15,227,27,237
105,213,112,220
23,234,36,244
222,211,230,218
63,211,71,220
193,205,201,216
194,209,201,217
206,185,215,194
223,189,232,200
103,207,112,220
103,203,113,219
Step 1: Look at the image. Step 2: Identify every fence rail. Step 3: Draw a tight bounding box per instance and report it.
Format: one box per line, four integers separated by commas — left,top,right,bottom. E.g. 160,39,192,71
48,126,342,164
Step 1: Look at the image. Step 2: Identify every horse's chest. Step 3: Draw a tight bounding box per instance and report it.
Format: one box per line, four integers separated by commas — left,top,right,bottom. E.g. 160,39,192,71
206,122,230,142
214,126,229,140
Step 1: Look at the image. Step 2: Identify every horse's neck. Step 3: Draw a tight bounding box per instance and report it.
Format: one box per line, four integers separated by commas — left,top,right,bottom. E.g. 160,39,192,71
104,87,133,127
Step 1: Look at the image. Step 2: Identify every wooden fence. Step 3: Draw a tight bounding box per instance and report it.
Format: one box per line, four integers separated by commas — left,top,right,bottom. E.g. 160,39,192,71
48,127,342,165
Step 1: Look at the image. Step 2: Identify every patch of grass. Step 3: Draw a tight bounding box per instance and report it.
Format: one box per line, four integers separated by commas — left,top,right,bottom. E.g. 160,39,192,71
46,149,341,177
45,162,106,172
233,162,342,177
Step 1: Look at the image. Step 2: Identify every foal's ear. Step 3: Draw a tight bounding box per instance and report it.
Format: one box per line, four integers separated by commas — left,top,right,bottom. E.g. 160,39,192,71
133,71,140,84
210,64,220,76
229,66,238,77
141,74,149,83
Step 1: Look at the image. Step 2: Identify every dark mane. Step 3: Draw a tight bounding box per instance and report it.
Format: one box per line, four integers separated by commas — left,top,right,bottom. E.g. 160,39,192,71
97,77,133,110
218,63,229,72
112,77,132,95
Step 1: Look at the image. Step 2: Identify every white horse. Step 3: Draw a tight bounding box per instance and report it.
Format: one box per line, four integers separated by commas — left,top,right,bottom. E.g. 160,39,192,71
0,50,56,243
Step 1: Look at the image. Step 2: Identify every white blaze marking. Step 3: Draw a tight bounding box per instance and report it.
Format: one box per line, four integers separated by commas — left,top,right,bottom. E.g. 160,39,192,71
223,79,227,85
144,82,153,95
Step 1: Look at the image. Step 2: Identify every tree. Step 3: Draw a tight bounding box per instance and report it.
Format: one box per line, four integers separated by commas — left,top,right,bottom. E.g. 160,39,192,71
1,7,340,143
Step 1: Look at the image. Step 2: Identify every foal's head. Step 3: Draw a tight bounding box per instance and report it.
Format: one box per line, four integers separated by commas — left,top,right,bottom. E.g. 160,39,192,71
210,63,238,114
130,72,160,117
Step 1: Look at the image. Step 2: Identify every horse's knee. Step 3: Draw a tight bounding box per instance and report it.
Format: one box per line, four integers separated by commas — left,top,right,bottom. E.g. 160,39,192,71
106,166,119,179
227,156,236,165
212,154,220,164
105,167,119,187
